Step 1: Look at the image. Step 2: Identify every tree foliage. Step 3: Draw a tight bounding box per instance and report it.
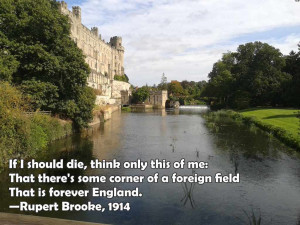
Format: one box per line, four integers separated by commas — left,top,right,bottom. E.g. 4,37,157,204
202,42,294,109
132,87,150,103
168,80,185,97
0,82,72,168
0,0,95,128
283,44,300,107
114,74,129,82
158,73,168,90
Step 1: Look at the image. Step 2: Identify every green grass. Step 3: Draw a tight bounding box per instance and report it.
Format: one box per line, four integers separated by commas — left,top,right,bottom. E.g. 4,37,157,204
240,108,299,141
121,106,131,112
205,108,300,150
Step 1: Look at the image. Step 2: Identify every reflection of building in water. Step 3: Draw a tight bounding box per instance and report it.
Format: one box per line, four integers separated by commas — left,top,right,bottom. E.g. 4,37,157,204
144,90,168,108
90,111,126,160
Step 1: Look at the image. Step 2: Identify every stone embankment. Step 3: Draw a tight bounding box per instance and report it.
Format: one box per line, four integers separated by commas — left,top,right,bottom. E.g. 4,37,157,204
89,105,120,126
0,212,109,225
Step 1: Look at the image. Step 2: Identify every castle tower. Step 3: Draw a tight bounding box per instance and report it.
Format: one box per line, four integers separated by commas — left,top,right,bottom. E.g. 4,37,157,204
109,36,124,51
109,36,125,76
58,1,68,14
91,27,99,37
60,1,68,9
72,6,81,22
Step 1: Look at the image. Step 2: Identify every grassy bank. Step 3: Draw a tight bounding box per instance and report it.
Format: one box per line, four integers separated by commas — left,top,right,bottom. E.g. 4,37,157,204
121,106,131,112
240,108,299,140
205,109,300,150
0,113,73,169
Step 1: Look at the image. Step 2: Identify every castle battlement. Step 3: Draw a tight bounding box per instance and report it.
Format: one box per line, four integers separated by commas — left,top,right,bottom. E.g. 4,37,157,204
58,1,125,97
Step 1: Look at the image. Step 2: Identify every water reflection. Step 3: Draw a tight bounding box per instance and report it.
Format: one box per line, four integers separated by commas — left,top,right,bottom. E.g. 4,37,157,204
181,170,197,209
0,107,299,225
181,182,196,208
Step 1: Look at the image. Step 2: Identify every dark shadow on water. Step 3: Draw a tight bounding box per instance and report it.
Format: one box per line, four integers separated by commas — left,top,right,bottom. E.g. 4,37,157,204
0,134,95,215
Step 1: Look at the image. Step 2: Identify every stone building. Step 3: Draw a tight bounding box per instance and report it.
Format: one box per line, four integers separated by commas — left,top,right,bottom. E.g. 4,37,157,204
144,90,168,108
59,1,127,99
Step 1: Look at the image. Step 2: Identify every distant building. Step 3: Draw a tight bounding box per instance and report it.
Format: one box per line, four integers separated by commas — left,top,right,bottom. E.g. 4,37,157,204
144,90,168,108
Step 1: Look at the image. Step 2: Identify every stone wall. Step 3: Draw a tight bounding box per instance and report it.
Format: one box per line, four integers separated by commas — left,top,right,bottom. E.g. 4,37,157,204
144,90,168,108
112,81,131,99
89,105,120,126
59,1,125,98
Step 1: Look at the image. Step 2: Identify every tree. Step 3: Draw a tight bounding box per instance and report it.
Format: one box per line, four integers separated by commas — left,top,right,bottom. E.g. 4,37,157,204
168,80,184,97
158,73,168,90
132,87,150,103
0,0,95,128
19,79,59,111
0,32,19,82
283,44,300,107
234,42,290,106
202,42,292,109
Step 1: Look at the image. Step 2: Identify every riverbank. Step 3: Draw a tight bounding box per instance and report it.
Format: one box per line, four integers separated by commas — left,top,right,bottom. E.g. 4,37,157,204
0,103,121,169
0,80,118,169
0,213,108,225
205,108,300,150
0,112,73,169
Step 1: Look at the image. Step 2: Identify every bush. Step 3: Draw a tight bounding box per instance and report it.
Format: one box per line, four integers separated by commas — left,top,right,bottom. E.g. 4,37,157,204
0,82,72,169
132,87,150,103
114,74,129,82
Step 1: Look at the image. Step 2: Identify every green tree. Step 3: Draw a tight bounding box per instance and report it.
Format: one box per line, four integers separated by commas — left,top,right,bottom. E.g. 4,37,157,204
233,42,290,106
0,0,95,128
19,79,59,111
132,87,150,103
0,32,19,82
168,80,184,97
158,73,168,90
283,44,300,107
202,42,291,109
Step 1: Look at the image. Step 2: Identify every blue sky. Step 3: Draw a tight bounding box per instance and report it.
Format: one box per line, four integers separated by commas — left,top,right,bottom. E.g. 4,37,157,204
63,0,300,86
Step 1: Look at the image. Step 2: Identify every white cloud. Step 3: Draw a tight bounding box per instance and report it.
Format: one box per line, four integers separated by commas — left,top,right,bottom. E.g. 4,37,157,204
70,0,300,85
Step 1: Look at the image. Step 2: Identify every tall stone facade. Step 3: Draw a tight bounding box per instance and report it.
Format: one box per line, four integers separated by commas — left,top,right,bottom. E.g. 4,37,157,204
59,1,125,97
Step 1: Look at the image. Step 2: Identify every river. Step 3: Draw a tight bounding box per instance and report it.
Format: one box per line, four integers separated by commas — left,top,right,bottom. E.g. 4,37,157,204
0,106,300,225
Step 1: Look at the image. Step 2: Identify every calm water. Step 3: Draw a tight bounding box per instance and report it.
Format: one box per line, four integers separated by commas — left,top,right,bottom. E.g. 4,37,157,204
1,106,300,225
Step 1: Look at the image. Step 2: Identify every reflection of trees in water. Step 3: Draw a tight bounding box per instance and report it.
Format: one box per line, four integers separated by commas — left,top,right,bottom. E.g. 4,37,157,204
170,137,177,153
204,116,281,159
40,136,95,179
204,116,286,182
229,150,239,175
0,137,95,214
238,208,262,225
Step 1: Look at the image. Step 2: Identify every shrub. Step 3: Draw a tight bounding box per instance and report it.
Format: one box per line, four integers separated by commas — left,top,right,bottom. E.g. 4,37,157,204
132,87,150,103
0,82,72,169
114,74,129,82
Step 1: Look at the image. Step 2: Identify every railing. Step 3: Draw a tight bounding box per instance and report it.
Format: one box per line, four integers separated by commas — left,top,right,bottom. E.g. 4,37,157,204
24,111,51,116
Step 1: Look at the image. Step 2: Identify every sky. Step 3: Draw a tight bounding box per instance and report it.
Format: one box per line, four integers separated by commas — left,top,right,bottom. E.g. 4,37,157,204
63,0,300,86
